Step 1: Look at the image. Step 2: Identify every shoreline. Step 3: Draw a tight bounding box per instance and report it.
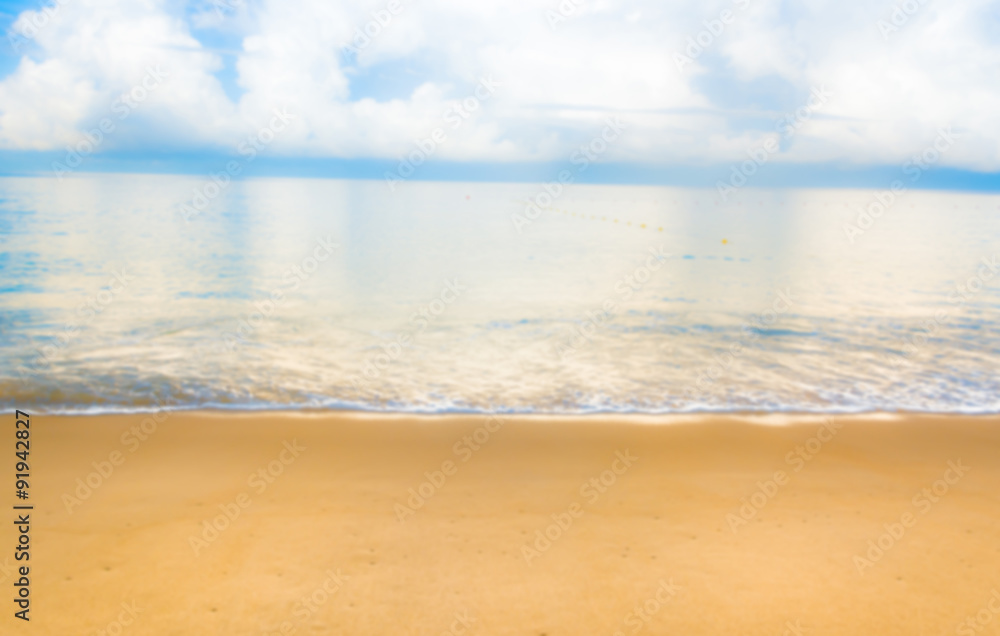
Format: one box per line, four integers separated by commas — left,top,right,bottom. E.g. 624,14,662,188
4,411,998,634
8,407,1000,421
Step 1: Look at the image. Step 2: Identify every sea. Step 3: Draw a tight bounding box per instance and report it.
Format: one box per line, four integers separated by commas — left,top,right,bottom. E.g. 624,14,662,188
1,173,998,415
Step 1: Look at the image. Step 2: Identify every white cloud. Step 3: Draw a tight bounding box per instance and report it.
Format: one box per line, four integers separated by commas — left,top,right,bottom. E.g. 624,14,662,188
0,0,998,169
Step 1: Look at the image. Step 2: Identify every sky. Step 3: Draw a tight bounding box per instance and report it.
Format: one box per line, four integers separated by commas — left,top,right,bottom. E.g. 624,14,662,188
0,0,998,186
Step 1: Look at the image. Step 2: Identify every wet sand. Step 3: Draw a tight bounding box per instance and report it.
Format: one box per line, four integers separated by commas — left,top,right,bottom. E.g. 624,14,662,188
4,411,999,635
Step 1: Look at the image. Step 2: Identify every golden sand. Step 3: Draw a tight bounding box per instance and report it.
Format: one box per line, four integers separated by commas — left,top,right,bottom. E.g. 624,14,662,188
3,411,999,635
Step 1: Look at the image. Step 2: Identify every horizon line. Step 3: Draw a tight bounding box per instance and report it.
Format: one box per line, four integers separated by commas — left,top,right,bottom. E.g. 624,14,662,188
2,151,1000,192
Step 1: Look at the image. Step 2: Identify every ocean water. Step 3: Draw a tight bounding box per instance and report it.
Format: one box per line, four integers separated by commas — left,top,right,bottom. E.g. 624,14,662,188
1,173,998,415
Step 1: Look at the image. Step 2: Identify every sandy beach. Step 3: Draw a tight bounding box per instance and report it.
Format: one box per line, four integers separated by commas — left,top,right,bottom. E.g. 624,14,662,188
4,411,999,635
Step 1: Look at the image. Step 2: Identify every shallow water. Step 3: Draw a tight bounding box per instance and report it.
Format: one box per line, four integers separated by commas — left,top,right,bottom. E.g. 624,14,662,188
1,174,998,414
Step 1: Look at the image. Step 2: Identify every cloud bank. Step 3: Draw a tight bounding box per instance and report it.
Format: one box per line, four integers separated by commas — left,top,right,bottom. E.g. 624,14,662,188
1,0,999,171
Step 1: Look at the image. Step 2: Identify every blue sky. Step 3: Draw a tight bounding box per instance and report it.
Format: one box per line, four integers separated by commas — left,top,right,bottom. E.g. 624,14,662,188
1,0,999,188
